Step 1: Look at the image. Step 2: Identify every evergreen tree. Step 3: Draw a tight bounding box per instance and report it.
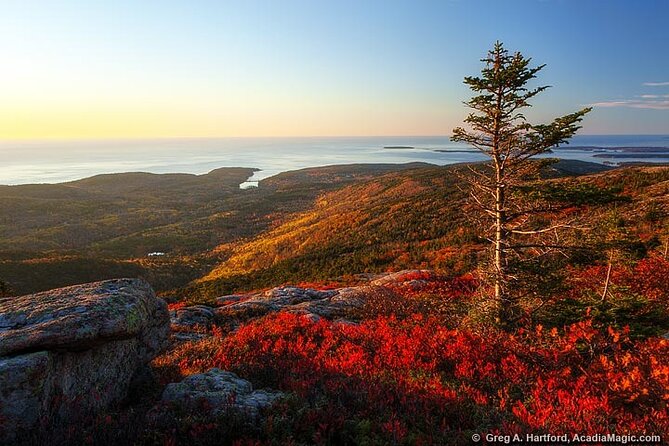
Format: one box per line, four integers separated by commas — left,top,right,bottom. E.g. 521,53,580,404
452,41,591,328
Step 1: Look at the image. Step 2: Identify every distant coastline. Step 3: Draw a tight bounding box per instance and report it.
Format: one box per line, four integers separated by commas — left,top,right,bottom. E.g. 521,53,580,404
393,144,669,160
3,136,669,186
561,146,669,152
561,145,669,160
594,153,669,159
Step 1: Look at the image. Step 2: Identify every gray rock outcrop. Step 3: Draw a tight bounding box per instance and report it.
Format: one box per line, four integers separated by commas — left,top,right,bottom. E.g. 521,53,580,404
169,270,439,332
214,285,356,325
370,269,437,286
170,304,216,329
160,368,283,416
0,278,169,441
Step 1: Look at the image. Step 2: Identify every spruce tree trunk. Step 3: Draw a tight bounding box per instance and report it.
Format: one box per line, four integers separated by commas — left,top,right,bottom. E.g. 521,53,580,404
494,164,507,326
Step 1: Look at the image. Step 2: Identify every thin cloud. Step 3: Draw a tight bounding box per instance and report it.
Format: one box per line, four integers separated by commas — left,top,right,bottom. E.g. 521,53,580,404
591,101,630,107
590,99,669,110
591,85,669,109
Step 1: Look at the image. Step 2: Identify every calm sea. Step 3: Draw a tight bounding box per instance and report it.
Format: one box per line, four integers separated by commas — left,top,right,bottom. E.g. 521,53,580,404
2,135,669,186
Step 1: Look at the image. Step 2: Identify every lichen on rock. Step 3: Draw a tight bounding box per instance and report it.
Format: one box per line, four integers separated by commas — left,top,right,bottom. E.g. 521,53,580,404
0,278,170,442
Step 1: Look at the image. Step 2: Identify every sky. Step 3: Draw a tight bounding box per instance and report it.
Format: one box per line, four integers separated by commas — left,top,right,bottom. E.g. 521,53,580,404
0,0,668,138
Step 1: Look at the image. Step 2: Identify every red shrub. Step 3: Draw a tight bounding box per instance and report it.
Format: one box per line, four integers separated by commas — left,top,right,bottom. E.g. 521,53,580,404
163,312,669,444
629,256,669,301
167,301,189,311
567,255,669,303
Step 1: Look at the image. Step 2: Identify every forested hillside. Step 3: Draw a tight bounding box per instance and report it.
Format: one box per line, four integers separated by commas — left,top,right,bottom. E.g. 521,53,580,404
4,160,666,305
185,162,668,303
0,163,429,294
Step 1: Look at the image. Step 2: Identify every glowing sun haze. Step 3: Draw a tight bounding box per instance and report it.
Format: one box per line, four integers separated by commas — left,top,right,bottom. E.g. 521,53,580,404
1,0,668,139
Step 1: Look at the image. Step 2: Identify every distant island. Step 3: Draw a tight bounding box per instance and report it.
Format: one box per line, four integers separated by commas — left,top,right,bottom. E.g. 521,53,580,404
383,145,669,161
557,145,669,152
560,146,669,160
594,153,669,159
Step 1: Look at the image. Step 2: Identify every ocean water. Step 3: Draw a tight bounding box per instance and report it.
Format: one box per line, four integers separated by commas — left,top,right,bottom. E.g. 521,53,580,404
1,135,669,186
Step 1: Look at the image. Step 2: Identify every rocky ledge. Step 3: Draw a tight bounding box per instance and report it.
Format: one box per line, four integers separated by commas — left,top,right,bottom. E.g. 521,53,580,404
170,269,439,332
0,278,170,441
159,368,283,416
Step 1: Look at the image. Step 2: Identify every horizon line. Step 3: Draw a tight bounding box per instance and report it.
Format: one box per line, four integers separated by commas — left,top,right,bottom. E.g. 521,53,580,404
1,133,669,142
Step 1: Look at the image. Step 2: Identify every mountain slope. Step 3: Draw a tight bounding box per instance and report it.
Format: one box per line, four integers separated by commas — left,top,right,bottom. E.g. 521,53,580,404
186,162,669,301
0,163,431,294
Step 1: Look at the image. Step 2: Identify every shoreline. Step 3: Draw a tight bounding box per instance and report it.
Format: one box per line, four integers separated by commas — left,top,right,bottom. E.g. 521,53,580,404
4,145,669,187
0,159,640,189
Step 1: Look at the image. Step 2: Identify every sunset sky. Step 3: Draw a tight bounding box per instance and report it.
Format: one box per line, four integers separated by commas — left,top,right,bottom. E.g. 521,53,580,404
1,0,668,138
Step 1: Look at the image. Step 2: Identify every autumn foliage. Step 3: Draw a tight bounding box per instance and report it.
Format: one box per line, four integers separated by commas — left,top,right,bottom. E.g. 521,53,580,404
152,309,668,445
567,255,669,303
